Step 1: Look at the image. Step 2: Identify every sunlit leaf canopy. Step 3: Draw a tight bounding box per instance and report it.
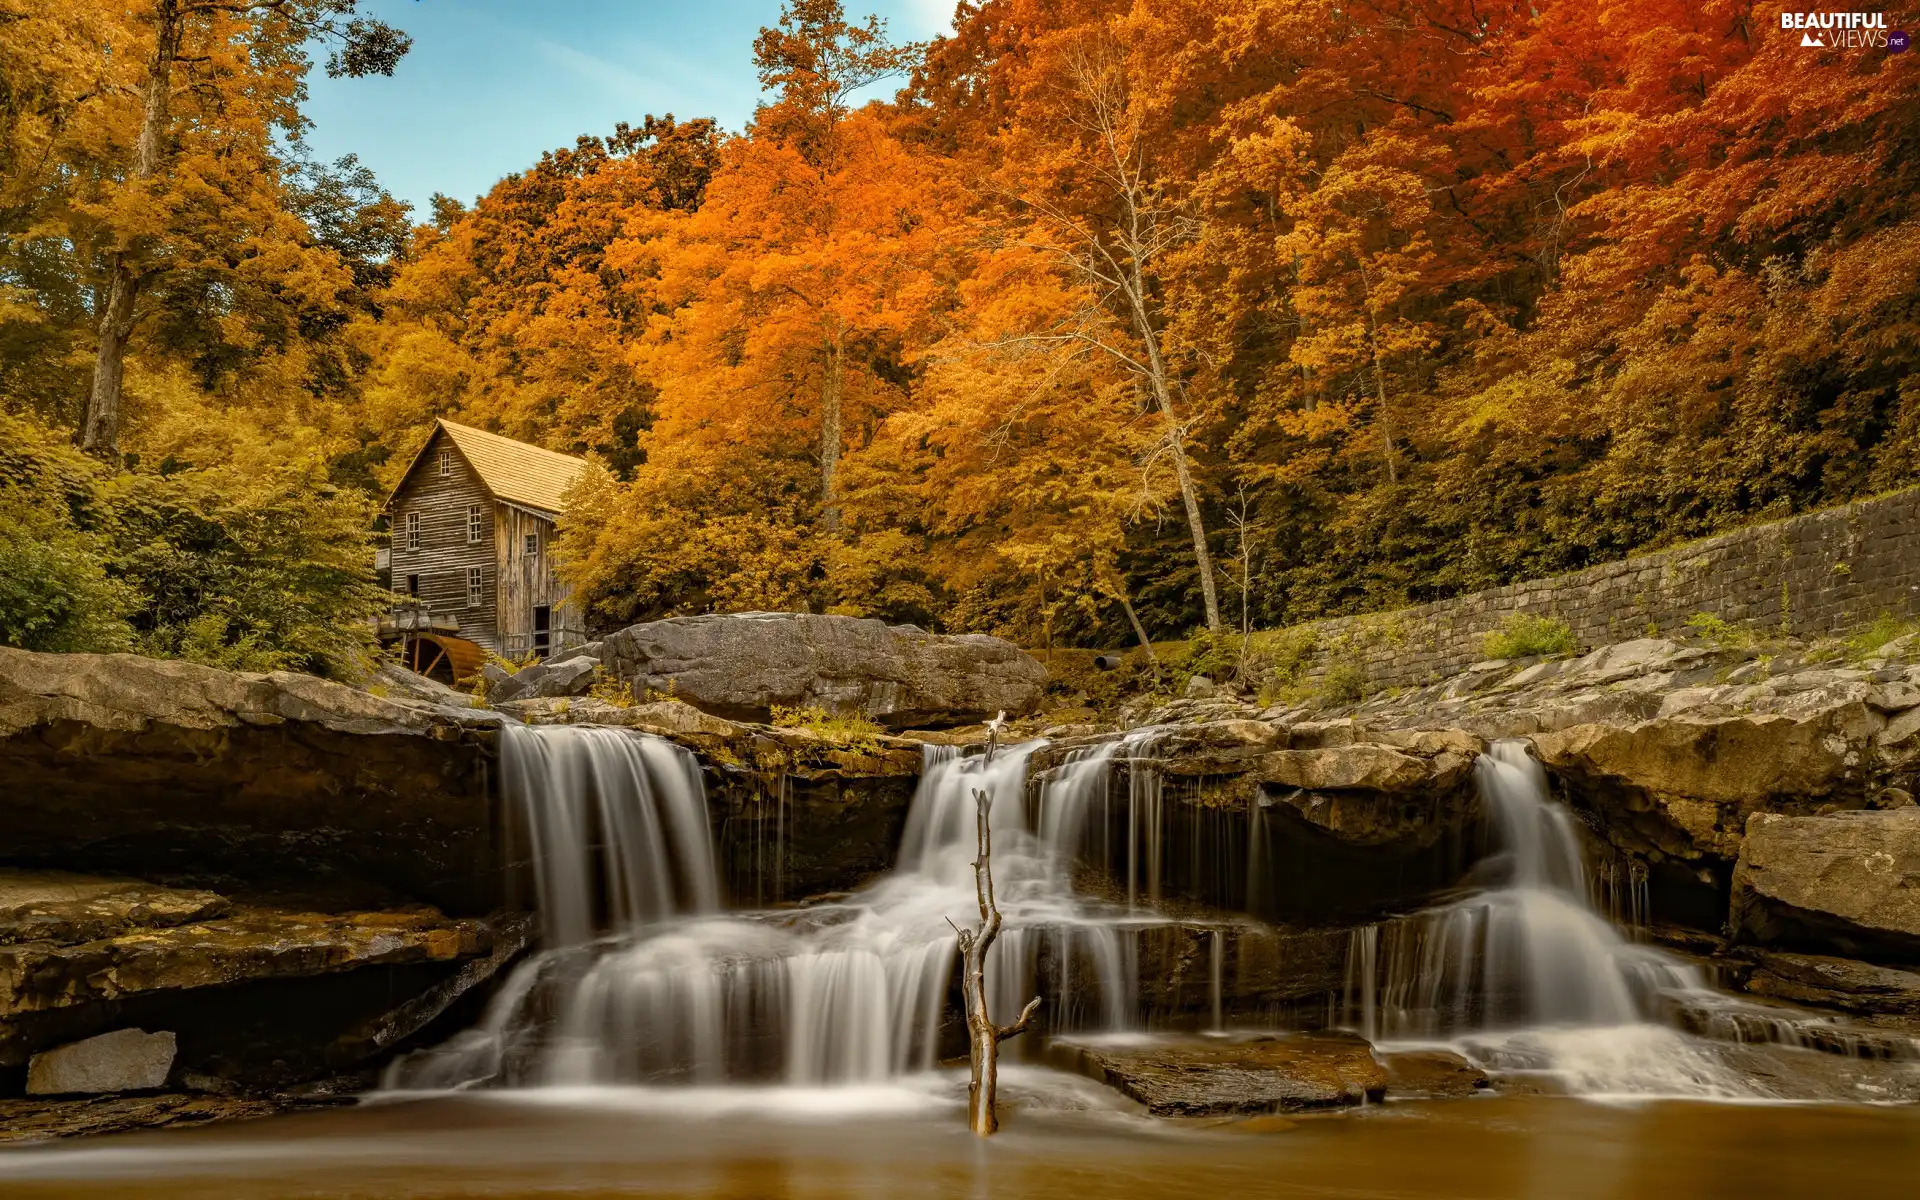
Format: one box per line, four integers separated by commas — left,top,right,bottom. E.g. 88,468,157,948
4,0,1917,667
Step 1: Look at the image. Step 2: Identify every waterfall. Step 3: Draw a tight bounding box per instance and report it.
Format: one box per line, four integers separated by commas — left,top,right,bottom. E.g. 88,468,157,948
1338,741,1791,1097
1339,744,1701,1038
501,723,719,944
389,728,1137,1091
1036,727,1167,906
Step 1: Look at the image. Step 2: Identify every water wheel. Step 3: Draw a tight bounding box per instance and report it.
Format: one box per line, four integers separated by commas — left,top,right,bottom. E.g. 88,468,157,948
403,633,485,686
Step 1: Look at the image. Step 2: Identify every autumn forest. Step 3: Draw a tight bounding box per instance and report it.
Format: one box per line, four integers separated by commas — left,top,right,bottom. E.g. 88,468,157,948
4,0,1917,673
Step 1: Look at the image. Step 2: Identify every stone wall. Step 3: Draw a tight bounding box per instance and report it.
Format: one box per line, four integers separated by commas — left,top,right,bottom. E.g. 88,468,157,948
1296,486,1920,689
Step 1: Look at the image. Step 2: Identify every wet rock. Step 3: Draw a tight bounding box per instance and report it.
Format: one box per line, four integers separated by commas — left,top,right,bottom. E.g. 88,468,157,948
0,647,501,913
1376,1048,1491,1098
0,870,228,946
1732,808,1920,961
1744,952,1920,1016
1,906,496,1064
1708,1041,1920,1102
27,1028,175,1094
328,911,537,1064
1672,991,1920,1060
0,1093,285,1144
1535,704,1879,865
1051,1031,1386,1116
1129,922,1353,1020
599,612,1046,728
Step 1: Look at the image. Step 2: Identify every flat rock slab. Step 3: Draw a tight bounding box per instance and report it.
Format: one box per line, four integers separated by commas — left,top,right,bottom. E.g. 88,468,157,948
1745,951,1920,1016
1376,1048,1491,1098
0,869,228,947
1051,1032,1386,1117
1710,1041,1920,1104
1,907,494,1024
0,1094,284,1144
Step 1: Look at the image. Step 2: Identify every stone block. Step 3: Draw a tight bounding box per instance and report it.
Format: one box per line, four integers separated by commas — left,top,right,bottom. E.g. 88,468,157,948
27,1029,175,1095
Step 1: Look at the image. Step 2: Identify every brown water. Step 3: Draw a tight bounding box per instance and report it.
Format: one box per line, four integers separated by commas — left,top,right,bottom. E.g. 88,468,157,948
2,1072,1916,1200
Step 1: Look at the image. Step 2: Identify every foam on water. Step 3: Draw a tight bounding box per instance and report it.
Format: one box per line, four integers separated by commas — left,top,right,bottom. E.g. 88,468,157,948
391,724,1901,1104
389,726,1138,1090
1341,741,1838,1098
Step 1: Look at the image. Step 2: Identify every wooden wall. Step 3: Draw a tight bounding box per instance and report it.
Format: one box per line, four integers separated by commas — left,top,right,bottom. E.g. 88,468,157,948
494,503,586,659
386,430,499,651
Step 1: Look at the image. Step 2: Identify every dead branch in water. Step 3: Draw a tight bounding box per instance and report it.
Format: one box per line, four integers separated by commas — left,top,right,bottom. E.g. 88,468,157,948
955,711,1042,1136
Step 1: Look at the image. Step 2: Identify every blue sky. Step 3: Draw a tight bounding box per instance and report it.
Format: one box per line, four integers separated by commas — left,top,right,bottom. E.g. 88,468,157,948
303,0,955,216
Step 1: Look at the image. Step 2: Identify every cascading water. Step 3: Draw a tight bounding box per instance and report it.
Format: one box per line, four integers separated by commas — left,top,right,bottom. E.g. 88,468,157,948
1339,741,1819,1097
1034,727,1169,906
389,724,1139,1092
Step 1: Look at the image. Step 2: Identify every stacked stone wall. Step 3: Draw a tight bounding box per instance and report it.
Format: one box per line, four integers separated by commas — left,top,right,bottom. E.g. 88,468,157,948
1293,487,1920,688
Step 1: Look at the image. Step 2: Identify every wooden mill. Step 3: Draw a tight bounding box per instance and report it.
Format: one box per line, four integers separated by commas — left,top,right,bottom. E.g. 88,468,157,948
379,419,596,682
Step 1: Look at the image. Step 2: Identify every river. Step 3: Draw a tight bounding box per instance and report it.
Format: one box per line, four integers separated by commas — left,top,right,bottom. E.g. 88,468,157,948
1,1081,1916,1198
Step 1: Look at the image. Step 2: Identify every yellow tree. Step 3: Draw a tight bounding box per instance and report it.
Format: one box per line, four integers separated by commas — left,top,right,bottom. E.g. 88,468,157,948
983,28,1226,632
358,116,719,475
1272,135,1441,486
873,237,1172,649
71,0,409,456
647,0,931,532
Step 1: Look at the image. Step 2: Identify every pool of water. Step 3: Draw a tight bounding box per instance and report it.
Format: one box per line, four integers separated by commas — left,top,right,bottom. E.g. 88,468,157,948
2,1068,1916,1199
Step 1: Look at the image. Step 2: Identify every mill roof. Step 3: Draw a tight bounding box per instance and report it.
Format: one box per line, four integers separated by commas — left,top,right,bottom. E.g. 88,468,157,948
390,419,593,516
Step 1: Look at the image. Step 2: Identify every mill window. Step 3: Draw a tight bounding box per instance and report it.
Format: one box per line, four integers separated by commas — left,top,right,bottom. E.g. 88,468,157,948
404,511,421,551
405,573,419,597
467,566,484,608
467,504,483,544
523,532,539,558
438,449,453,476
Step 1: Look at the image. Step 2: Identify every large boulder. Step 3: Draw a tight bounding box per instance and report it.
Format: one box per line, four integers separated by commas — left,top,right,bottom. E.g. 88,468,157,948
599,612,1046,728
0,647,501,912
1534,704,1881,865
486,655,600,705
1732,808,1920,961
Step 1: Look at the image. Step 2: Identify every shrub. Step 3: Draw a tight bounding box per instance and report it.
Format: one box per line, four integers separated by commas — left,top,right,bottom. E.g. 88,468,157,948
1481,613,1576,660
770,704,884,750
0,485,136,653
1847,613,1918,661
1318,661,1368,706
1685,612,1757,649
588,673,637,708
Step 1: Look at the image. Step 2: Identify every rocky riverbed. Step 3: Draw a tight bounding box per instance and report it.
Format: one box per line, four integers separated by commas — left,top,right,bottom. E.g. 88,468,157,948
4,622,1920,1139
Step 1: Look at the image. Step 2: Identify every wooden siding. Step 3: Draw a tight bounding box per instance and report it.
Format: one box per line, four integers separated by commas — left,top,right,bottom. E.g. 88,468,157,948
494,503,586,659
386,428,500,652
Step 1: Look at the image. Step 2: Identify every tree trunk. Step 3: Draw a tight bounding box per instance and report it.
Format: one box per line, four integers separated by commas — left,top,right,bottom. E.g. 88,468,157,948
82,0,182,458
82,271,140,455
819,331,843,532
1115,584,1156,665
1358,260,1397,486
1164,422,1222,632
1125,269,1222,633
956,721,1041,1137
